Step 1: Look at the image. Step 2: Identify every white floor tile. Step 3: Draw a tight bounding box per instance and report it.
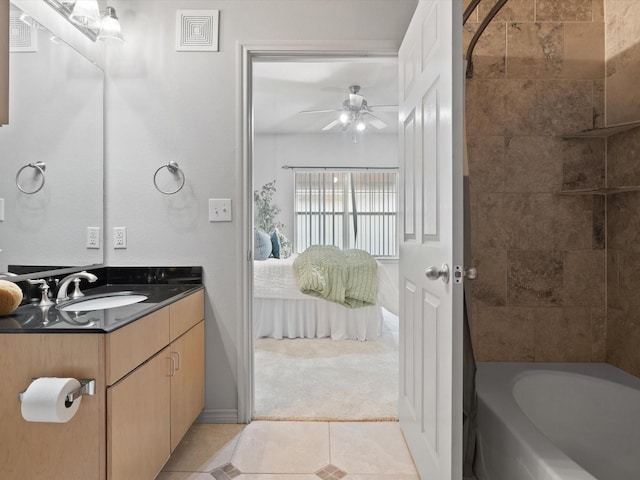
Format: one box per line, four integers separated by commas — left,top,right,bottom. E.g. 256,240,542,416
161,424,244,473
237,475,319,479
232,421,330,474
156,473,214,480
344,475,420,480
329,422,417,475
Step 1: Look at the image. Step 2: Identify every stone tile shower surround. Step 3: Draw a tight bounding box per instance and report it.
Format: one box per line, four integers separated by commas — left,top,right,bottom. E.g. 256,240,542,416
464,0,608,363
605,1,640,377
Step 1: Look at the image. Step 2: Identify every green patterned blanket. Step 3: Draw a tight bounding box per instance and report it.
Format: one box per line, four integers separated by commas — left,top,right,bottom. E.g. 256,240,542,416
292,245,378,308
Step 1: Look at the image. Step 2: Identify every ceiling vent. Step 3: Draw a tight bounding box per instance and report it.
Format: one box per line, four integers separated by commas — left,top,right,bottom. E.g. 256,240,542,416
10,11,38,53
175,10,219,52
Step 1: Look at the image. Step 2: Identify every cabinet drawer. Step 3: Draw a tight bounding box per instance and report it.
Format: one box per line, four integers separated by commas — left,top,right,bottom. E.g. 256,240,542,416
169,290,204,341
106,307,170,385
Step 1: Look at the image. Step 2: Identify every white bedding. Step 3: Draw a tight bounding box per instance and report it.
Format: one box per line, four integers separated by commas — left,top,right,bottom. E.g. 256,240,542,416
253,254,398,341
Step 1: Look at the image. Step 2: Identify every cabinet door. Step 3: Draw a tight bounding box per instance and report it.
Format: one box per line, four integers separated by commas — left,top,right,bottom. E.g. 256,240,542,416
170,321,205,452
108,346,171,480
0,0,7,126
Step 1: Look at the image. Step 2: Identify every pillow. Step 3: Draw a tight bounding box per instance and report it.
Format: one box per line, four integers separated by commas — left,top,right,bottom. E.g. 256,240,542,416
270,229,292,259
254,229,272,261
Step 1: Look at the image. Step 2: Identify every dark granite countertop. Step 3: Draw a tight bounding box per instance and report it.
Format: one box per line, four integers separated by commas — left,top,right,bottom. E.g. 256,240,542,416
0,266,204,334
0,284,203,333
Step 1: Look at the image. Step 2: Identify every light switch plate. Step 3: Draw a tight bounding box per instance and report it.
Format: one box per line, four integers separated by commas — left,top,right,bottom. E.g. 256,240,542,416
209,199,232,222
0,198,4,221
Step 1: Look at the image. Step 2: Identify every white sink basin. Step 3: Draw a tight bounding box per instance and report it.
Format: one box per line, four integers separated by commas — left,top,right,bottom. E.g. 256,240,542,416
60,294,148,312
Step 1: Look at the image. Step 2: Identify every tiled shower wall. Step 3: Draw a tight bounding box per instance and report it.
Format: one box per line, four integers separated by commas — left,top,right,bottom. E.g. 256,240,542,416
605,1,640,377
464,0,608,362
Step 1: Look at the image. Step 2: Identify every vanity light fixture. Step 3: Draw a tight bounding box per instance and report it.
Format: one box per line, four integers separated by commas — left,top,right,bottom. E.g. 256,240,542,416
69,0,101,30
97,7,124,43
44,0,125,43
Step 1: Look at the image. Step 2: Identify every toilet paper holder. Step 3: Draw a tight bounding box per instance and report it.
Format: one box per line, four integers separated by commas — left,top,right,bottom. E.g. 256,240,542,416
17,379,96,407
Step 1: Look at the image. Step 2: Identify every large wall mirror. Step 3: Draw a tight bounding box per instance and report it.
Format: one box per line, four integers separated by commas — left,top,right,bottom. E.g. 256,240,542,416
0,1,104,277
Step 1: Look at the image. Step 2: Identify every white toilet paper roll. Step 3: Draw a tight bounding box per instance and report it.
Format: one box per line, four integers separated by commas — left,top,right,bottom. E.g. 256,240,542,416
20,378,82,423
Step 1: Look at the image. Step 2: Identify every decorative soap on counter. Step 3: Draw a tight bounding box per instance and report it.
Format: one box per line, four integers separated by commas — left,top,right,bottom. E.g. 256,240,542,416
0,280,23,315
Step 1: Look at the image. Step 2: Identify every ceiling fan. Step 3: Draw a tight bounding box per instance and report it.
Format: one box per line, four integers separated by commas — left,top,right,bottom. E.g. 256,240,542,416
300,85,396,132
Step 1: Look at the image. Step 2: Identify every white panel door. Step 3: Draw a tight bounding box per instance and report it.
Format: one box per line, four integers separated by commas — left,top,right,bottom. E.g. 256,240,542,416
398,1,464,479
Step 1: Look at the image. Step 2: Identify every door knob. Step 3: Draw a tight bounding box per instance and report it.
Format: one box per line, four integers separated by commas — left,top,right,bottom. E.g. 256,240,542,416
453,265,478,283
425,263,449,284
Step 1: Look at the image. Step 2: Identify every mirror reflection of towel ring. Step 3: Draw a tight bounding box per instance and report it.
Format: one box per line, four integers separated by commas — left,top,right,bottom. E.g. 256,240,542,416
153,161,185,195
16,162,46,194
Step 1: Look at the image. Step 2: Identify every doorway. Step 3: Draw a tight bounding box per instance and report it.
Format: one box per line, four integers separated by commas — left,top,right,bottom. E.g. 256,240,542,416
246,51,401,422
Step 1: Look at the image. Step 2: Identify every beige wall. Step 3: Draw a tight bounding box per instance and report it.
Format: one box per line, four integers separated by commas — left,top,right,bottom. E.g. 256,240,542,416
464,0,607,363
605,1,640,377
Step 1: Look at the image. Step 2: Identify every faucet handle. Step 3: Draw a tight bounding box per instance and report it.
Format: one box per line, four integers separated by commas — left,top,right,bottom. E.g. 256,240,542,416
37,282,54,307
28,279,54,307
70,278,86,299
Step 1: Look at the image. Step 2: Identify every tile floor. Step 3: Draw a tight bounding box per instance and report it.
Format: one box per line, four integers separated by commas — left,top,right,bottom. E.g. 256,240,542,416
156,421,419,480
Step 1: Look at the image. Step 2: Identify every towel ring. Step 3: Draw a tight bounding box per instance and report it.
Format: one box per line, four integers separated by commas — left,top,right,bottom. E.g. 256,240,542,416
16,162,46,194
153,161,185,195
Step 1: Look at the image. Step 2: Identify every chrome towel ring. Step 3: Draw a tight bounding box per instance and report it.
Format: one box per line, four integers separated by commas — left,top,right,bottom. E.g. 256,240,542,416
153,161,185,195
16,162,46,194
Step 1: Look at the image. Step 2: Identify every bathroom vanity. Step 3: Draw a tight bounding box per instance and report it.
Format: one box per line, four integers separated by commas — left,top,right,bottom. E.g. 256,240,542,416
0,276,204,480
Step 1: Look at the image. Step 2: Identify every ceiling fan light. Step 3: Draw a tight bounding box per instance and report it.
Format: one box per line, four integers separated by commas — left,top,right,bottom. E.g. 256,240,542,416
339,112,349,124
356,120,367,131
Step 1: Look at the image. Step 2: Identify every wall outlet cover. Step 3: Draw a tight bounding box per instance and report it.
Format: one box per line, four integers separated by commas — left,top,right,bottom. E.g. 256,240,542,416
113,227,127,249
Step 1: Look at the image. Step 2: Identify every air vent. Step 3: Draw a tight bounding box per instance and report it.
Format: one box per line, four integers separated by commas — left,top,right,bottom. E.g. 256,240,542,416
175,10,219,52
10,12,37,53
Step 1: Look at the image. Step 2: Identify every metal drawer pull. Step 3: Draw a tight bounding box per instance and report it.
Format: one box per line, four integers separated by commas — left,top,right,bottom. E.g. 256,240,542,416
169,356,177,377
173,351,182,371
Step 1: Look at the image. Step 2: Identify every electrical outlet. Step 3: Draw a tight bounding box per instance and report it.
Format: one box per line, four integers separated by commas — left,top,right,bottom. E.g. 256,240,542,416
87,227,101,249
209,198,232,222
113,227,127,249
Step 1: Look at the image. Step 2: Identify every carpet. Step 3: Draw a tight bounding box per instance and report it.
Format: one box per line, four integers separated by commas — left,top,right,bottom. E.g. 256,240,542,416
253,309,399,421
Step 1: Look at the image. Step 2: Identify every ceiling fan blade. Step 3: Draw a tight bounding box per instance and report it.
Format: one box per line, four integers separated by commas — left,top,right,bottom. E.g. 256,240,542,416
365,113,388,129
349,94,364,108
322,119,342,131
367,104,398,112
299,109,341,114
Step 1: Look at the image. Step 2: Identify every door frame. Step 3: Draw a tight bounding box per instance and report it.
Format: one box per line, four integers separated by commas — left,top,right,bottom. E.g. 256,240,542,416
238,42,400,423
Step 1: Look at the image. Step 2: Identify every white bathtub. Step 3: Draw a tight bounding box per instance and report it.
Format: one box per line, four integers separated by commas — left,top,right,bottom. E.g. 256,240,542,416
474,362,640,480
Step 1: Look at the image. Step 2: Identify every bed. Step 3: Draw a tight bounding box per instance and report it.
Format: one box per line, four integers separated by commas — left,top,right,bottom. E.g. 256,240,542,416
253,250,398,341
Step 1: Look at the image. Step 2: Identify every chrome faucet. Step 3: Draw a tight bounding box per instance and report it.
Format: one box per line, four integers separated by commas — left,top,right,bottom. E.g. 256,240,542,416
56,271,98,303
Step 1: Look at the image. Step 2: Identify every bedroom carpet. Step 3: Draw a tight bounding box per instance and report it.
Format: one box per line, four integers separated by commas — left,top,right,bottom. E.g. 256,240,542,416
253,308,399,421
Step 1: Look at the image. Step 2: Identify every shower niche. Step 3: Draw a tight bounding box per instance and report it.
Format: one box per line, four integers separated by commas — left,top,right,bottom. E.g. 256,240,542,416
558,120,640,196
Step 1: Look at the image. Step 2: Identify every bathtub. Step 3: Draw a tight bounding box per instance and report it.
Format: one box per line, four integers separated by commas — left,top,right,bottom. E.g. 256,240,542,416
474,362,640,480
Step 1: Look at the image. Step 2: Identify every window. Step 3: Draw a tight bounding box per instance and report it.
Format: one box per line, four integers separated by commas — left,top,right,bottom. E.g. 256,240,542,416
294,170,398,257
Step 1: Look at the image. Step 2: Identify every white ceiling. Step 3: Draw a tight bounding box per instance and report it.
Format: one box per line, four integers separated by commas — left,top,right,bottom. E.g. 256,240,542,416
252,57,399,135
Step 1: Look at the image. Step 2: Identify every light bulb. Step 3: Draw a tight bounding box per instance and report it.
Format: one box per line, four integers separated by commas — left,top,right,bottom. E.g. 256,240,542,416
339,112,349,124
356,120,366,131
97,7,125,43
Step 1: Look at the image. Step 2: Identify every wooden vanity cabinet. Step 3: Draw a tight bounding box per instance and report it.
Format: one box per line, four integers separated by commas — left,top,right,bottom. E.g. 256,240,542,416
106,290,205,480
0,0,8,126
0,289,205,480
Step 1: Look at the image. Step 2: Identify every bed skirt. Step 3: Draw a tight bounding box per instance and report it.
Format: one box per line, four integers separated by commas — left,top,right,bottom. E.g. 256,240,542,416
253,297,382,341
